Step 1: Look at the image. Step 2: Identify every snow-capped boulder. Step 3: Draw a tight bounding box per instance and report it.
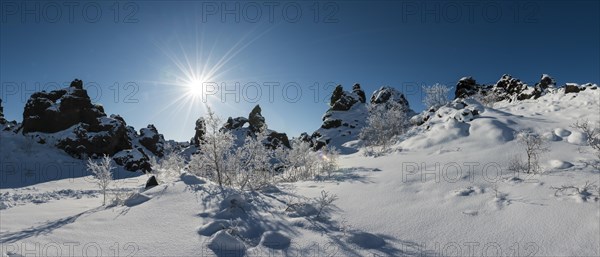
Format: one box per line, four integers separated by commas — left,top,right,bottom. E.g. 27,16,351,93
138,124,166,157
564,84,582,94
535,74,556,92
370,86,410,109
112,148,151,172
454,76,481,99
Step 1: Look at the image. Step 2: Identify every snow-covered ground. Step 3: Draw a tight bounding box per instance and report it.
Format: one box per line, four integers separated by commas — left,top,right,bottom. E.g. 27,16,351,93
1,88,599,256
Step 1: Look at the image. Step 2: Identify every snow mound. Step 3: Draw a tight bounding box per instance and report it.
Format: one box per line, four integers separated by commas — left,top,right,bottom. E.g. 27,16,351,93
207,231,246,257
260,231,291,249
123,193,151,207
554,128,572,137
542,131,561,141
347,232,386,249
548,160,573,170
198,220,230,236
567,131,588,145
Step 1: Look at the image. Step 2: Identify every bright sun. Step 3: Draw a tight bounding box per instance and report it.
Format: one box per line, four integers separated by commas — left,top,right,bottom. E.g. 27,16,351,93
187,80,204,96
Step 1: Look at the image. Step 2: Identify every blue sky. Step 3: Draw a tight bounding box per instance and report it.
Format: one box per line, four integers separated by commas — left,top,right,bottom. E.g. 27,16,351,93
1,1,599,141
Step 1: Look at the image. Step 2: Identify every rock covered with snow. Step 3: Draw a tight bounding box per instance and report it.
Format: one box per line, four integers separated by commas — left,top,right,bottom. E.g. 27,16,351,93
138,124,166,157
22,79,106,133
248,105,266,132
454,76,482,99
370,86,409,109
219,105,291,148
20,79,132,158
192,117,206,147
112,148,151,172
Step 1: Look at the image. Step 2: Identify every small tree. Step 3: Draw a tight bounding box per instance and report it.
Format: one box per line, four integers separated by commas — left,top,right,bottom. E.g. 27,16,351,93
422,83,450,109
572,119,600,168
360,101,410,152
191,107,235,187
87,155,114,205
230,127,275,190
515,130,549,174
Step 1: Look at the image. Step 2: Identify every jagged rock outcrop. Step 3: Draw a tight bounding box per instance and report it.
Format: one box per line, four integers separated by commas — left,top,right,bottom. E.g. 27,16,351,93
454,77,481,99
192,118,206,146
330,85,360,111
353,84,366,103
224,117,248,130
113,148,151,172
22,79,105,133
22,80,131,158
55,116,131,158
454,74,558,102
0,98,5,124
370,86,410,109
138,124,166,157
18,79,157,172
248,105,266,132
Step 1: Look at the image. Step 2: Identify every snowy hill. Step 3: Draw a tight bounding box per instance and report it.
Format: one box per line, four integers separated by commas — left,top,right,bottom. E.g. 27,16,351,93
1,78,599,256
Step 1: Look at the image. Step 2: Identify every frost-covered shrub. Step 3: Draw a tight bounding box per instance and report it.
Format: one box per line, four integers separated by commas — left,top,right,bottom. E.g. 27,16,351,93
189,108,234,187
150,151,185,183
470,90,499,108
360,101,410,152
512,130,550,174
87,155,114,205
422,83,450,109
571,120,600,168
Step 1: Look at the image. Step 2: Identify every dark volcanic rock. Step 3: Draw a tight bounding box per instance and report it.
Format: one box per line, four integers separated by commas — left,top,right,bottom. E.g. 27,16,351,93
454,77,480,99
113,148,151,173
564,84,581,94
145,175,159,189
321,119,342,129
267,131,291,149
56,117,131,158
192,117,206,146
139,124,166,157
248,105,266,132
352,84,366,103
224,117,248,130
370,86,410,110
22,79,104,133
0,98,5,124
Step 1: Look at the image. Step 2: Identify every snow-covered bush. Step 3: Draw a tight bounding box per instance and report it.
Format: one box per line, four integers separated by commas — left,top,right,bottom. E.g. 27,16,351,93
470,90,499,107
150,151,185,183
422,83,450,109
274,141,340,182
277,140,320,181
360,101,410,152
318,146,339,178
87,155,114,205
229,128,276,191
571,120,600,168
314,190,338,219
513,130,550,174
189,108,235,187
